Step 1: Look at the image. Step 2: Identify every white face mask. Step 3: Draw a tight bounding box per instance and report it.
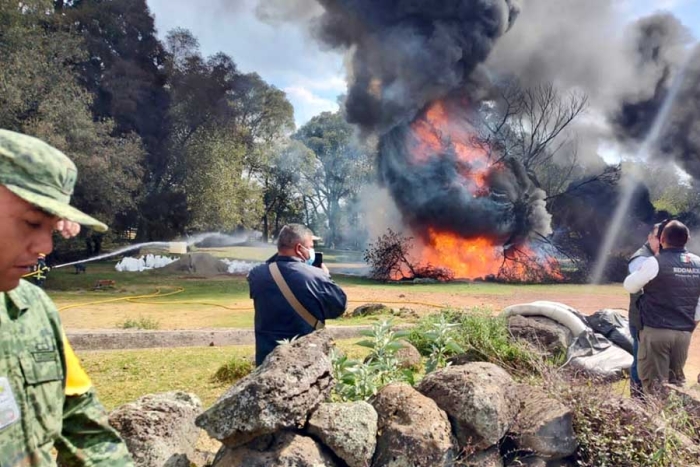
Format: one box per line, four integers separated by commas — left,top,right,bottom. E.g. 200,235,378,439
300,245,315,265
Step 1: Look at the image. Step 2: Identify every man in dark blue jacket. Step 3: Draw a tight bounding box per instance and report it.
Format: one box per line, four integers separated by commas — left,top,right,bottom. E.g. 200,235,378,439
248,224,347,365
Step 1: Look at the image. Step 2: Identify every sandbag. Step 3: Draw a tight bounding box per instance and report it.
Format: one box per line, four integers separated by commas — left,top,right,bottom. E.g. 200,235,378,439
502,301,589,336
567,330,632,378
586,310,633,354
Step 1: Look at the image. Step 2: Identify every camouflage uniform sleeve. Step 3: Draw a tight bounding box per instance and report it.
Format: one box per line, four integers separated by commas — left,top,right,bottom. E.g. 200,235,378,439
55,390,134,466
54,335,134,467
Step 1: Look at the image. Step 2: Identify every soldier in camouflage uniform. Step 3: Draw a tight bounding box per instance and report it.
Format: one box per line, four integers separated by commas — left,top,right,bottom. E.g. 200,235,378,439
0,129,134,465
31,254,49,288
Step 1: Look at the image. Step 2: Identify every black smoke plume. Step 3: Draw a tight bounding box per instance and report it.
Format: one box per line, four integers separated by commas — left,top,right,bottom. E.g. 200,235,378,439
659,46,700,180
378,99,551,245
304,0,552,243
314,0,520,134
611,14,700,180
613,14,691,141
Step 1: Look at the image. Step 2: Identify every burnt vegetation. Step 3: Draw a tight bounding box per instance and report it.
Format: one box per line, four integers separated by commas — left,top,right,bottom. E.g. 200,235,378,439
364,229,563,283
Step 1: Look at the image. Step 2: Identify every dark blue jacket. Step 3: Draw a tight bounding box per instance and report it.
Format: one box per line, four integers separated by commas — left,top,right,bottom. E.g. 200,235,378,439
248,256,347,365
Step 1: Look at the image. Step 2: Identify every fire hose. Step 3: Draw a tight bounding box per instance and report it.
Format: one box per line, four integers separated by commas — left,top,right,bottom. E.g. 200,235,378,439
56,287,447,312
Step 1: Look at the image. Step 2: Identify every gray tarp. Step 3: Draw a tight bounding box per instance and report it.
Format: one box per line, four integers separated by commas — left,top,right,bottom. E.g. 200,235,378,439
585,309,634,354
503,302,633,378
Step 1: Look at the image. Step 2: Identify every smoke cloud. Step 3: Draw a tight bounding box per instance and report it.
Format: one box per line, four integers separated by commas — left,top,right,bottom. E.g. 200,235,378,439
313,0,520,135
255,0,698,251
274,0,555,244
255,0,323,24
650,45,700,180
486,1,698,175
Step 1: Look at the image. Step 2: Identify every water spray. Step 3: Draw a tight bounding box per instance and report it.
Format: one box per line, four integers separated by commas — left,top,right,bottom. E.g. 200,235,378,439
50,232,248,270
589,51,695,285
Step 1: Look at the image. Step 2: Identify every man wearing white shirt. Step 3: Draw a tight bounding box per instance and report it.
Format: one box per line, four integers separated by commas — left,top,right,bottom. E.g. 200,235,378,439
623,220,700,393
626,223,660,396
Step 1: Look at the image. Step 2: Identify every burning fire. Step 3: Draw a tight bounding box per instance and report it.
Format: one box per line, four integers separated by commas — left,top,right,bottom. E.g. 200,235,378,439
409,100,494,195
420,229,504,279
404,101,561,281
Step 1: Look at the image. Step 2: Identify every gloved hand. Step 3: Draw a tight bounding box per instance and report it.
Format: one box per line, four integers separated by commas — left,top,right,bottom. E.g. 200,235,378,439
55,220,81,239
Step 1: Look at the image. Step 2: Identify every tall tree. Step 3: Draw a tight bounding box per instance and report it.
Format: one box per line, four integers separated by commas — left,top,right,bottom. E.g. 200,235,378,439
0,0,145,232
164,29,294,234
260,141,315,242
294,111,372,247
55,0,171,238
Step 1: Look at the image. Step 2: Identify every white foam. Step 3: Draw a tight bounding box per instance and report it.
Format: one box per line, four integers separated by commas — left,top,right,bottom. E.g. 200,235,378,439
115,254,176,272
221,259,259,274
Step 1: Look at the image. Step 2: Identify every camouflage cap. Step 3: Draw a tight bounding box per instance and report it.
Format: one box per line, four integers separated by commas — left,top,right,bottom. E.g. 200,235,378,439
0,130,108,232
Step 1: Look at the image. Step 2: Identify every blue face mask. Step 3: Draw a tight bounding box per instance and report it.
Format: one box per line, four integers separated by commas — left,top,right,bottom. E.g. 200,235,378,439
301,246,315,266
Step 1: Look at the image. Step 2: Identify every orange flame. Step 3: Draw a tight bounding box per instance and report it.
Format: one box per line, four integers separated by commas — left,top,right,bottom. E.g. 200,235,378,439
415,229,563,281
420,229,504,279
403,100,561,282
409,100,493,195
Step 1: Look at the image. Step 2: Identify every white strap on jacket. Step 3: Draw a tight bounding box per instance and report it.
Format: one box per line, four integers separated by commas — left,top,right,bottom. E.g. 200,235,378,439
269,262,324,330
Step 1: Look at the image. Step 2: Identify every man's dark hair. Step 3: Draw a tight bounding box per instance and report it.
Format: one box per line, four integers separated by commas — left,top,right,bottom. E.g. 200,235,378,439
277,224,313,250
661,220,689,248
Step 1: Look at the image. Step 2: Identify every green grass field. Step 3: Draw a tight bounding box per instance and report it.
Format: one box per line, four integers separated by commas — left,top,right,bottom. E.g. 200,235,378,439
82,339,371,410
44,246,628,330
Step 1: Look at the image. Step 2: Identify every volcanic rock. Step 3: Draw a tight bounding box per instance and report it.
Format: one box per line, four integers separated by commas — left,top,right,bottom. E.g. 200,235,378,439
212,431,338,467
395,340,423,371
109,391,202,467
351,303,394,317
393,307,420,319
306,402,377,467
196,330,334,447
417,362,518,450
462,446,504,467
511,385,577,459
507,315,573,355
506,457,575,467
372,383,455,467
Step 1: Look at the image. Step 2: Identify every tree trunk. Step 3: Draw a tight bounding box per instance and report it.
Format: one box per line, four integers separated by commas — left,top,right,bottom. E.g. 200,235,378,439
262,214,269,243
327,198,341,249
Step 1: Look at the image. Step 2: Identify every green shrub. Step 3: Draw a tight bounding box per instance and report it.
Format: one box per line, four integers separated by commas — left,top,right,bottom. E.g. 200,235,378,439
212,356,253,385
118,316,160,330
408,308,542,375
331,320,415,401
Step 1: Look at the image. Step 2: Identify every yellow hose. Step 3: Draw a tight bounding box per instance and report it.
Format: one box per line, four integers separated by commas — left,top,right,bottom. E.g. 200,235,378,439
57,288,185,311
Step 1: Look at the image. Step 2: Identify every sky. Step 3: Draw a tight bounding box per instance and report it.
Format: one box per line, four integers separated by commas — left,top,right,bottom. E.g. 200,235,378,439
145,0,700,129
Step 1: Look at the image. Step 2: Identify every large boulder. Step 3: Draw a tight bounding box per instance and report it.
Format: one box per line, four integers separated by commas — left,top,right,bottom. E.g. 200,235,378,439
306,402,378,467
507,315,573,355
109,391,202,467
213,431,338,467
417,362,518,450
372,383,455,467
511,385,577,459
196,330,334,447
